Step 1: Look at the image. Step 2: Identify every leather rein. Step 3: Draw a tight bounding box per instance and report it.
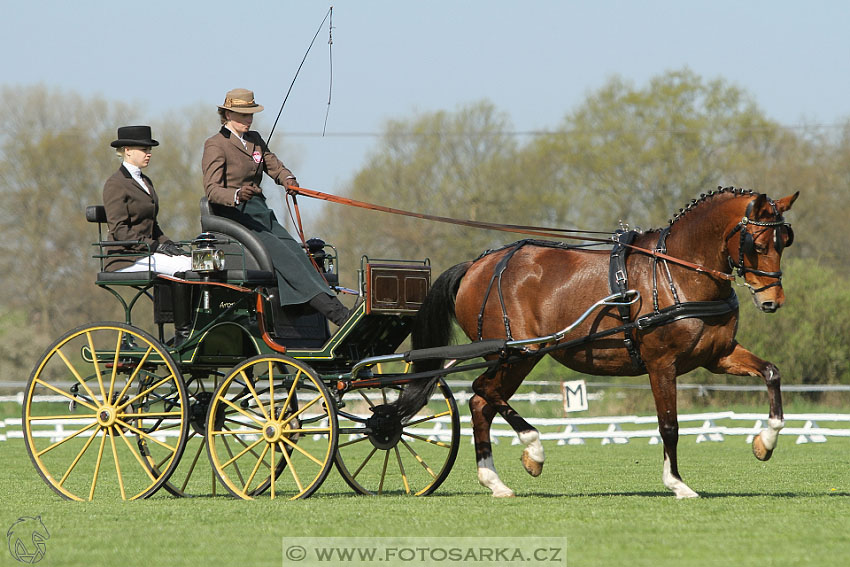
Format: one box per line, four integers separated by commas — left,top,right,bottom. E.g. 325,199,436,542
285,186,787,285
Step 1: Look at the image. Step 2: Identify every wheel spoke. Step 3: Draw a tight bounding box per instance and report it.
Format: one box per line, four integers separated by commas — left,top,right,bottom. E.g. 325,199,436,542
400,438,437,478
88,430,108,500
107,330,124,401
241,370,269,421
218,397,264,427
405,410,452,427
85,331,108,404
36,422,99,457
115,418,177,452
114,345,155,403
337,434,370,449
270,443,277,499
378,450,390,495
221,435,246,486
278,440,304,494
242,443,270,494
279,394,322,427
277,368,303,421
180,433,207,492
267,361,275,419
113,427,158,483
117,374,177,412
351,446,379,480
59,427,100,487
38,367,99,412
402,431,452,448
279,435,324,467
221,436,265,469
394,445,410,494
108,428,127,500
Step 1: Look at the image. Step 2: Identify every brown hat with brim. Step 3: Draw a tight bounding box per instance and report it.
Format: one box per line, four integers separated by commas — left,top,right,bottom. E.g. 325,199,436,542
218,88,264,114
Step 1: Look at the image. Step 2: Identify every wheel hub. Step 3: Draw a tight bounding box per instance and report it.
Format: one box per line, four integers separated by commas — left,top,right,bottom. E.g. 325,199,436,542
263,421,283,443
365,404,403,450
189,391,213,434
96,405,117,428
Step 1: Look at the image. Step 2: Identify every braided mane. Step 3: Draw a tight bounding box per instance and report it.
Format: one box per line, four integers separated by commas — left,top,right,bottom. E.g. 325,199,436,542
666,186,756,227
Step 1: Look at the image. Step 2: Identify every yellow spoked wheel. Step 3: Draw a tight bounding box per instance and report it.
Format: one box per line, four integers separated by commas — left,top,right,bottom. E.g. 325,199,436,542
206,354,338,500
334,370,460,496
22,322,188,501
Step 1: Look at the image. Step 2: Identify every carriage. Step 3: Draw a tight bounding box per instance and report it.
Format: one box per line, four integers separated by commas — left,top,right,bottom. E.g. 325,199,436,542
23,197,462,500
22,187,799,501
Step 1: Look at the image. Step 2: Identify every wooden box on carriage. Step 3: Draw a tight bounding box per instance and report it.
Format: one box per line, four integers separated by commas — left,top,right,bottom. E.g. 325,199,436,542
365,263,430,314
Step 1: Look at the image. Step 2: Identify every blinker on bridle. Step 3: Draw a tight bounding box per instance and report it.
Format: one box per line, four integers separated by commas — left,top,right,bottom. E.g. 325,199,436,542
726,198,794,293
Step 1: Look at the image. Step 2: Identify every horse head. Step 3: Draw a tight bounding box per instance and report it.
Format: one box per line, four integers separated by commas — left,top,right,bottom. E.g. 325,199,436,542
726,191,799,312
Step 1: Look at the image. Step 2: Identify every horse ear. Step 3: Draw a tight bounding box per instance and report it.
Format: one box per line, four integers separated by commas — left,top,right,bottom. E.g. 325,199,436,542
775,191,800,213
749,193,769,217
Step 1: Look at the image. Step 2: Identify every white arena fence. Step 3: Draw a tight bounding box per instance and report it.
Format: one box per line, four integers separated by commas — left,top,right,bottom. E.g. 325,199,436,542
3,382,850,445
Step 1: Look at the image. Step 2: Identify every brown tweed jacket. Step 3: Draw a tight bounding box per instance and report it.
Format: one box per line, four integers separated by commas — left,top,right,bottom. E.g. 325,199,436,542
102,165,171,271
201,127,294,207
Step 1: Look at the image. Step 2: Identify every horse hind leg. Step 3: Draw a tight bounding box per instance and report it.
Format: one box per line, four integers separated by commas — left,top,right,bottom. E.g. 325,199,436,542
471,393,515,497
472,358,543,497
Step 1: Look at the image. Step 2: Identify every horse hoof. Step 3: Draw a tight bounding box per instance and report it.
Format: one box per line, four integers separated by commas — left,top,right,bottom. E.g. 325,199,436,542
752,435,774,461
521,452,544,477
492,488,516,498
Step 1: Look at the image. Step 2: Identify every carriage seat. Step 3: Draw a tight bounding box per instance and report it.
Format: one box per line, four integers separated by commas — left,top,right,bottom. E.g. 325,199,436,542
199,197,331,346
87,205,162,284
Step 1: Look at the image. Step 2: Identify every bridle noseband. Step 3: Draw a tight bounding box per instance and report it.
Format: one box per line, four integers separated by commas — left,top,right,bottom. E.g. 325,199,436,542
725,198,794,293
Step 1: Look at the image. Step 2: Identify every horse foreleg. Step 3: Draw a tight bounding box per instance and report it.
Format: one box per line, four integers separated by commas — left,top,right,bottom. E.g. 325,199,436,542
470,394,515,497
709,343,784,461
649,367,699,499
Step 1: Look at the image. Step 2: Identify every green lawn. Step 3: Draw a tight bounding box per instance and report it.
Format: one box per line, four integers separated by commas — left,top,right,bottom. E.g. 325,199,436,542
1,434,848,567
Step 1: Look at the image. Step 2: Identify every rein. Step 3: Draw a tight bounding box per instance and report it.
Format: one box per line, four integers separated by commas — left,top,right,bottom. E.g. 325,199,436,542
285,185,736,281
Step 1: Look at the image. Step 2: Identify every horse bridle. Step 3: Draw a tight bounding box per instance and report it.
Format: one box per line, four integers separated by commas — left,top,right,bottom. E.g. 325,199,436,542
725,198,794,293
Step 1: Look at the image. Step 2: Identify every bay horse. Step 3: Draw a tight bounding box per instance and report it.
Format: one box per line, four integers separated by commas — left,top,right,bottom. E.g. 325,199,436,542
393,187,799,498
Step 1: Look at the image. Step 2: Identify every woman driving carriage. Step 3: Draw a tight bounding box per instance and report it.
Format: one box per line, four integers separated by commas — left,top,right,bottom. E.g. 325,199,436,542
201,88,351,326
103,125,191,275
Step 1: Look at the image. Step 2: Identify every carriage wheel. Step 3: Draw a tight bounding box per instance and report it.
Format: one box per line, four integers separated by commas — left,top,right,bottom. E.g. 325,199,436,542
334,371,460,496
22,322,189,501
206,354,338,500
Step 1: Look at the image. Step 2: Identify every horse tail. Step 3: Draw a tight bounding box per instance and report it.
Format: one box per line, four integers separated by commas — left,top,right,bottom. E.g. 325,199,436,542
393,261,472,421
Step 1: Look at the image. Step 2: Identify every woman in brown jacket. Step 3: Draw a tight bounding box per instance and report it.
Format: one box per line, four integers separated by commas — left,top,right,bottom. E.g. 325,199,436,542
103,125,190,275
201,88,350,325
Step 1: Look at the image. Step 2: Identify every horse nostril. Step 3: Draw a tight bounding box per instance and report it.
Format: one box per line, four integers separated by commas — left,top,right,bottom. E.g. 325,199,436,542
760,301,778,313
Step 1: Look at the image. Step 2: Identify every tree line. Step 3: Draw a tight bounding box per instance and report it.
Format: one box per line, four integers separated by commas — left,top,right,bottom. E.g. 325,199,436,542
1,69,848,386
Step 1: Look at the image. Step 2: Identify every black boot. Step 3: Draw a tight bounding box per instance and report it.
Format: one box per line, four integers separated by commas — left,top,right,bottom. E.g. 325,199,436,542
308,292,350,326
171,283,193,346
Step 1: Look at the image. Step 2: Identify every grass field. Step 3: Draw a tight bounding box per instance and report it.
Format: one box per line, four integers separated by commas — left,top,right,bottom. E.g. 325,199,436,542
1,432,848,567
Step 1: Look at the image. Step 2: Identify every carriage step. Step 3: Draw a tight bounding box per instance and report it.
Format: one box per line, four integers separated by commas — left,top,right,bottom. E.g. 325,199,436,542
403,339,507,363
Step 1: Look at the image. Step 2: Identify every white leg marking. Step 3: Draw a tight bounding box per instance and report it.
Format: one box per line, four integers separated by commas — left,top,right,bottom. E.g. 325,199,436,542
477,456,515,497
662,454,699,499
759,418,785,451
518,429,545,464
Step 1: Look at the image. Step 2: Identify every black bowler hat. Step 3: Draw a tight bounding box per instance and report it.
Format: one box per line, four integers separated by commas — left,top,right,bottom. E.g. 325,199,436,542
110,125,159,148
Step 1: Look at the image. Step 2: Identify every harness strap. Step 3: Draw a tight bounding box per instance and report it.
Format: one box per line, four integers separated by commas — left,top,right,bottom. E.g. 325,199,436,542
477,240,528,340
608,230,645,371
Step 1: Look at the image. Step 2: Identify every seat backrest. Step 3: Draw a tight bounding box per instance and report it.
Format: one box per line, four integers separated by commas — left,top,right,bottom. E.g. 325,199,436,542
86,205,107,224
199,197,275,272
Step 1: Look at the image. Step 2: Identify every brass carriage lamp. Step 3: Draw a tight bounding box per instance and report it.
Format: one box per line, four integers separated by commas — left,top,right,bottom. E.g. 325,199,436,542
191,233,225,272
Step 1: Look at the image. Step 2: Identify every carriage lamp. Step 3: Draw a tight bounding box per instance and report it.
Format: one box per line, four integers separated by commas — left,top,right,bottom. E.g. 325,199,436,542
191,233,225,273
306,237,334,275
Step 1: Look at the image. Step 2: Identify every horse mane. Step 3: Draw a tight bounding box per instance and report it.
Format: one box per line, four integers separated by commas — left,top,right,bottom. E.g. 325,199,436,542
665,186,756,227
